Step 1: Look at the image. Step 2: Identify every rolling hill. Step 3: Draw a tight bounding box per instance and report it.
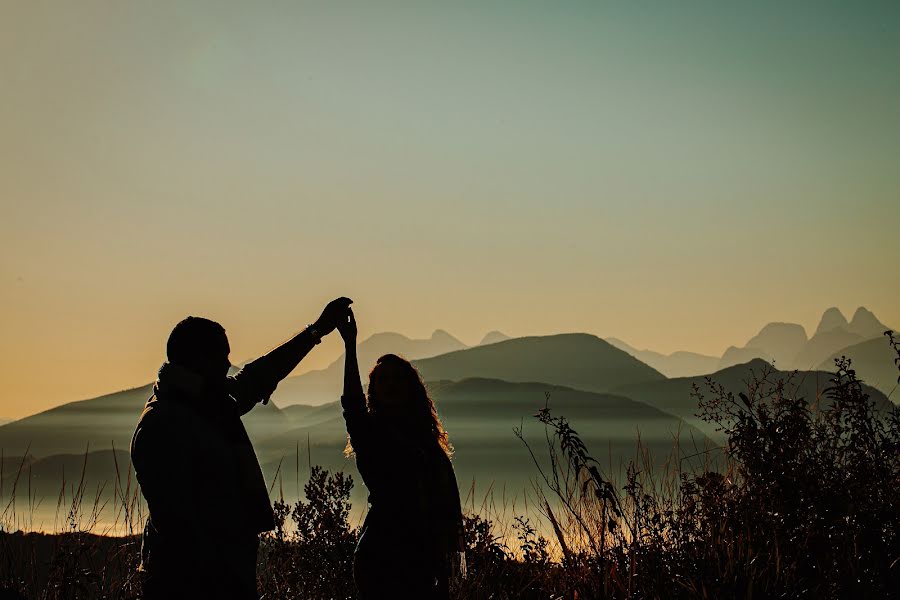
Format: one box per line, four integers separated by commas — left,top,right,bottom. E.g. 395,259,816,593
0,330,471,458
719,322,808,370
253,377,711,505
817,336,898,399
410,334,666,394
792,328,866,371
792,306,891,371
0,382,290,459
479,331,511,346
0,449,134,509
0,332,663,460
613,358,896,440
606,338,720,378
3,376,708,530
715,307,894,372
271,330,467,407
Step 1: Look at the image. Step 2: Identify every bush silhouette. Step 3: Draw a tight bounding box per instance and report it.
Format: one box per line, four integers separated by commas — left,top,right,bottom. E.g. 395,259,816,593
260,466,358,599
502,331,900,598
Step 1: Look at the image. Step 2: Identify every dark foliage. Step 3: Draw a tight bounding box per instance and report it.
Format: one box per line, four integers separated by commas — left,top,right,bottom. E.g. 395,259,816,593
260,466,358,599
498,331,900,598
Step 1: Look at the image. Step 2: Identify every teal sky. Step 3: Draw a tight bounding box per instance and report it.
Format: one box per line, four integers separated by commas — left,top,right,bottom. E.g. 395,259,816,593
1,1,899,417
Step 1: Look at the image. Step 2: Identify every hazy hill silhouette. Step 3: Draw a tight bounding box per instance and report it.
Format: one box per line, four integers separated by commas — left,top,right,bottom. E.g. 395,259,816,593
0,333,664,460
479,330,510,345
2,376,708,526
0,382,290,458
744,322,808,360
792,306,891,369
410,334,665,394
0,385,153,458
716,307,893,372
1,453,37,477
718,345,767,369
612,358,896,440
279,403,318,424
817,336,898,398
793,328,865,370
718,322,807,369
280,401,345,430
0,449,133,509
846,306,890,338
815,306,850,335
609,307,892,378
253,377,710,504
606,338,720,378
271,329,467,406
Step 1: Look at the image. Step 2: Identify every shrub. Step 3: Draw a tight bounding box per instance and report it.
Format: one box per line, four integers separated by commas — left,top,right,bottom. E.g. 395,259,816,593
509,331,900,598
260,466,358,599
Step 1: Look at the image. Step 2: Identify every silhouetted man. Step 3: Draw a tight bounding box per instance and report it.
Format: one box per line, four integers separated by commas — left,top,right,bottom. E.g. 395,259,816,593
131,298,352,600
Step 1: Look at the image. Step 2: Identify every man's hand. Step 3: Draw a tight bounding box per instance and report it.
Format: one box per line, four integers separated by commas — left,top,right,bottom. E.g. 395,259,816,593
337,307,357,345
314,297,353,336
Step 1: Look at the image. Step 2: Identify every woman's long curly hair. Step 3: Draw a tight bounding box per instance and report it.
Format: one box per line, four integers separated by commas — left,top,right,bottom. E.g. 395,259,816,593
345,353,452,458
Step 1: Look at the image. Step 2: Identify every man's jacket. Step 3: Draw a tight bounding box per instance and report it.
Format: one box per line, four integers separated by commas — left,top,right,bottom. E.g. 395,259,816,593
131,359,279,574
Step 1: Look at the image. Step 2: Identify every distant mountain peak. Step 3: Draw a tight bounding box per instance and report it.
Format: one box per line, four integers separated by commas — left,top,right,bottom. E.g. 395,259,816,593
815,307,850,336
363,329,465,346
848,306,889,339
411,331,666,394
851,306,875,320
749,322,807,340
365,331,411,342
479,330,511,346
431,329,459,341
738,321,808,367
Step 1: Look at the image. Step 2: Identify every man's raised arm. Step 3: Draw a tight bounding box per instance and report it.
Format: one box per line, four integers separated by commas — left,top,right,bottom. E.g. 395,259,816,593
230,297,353,414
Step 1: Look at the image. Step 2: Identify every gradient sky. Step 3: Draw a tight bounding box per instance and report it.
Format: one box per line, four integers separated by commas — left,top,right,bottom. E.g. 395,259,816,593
2,1,899,418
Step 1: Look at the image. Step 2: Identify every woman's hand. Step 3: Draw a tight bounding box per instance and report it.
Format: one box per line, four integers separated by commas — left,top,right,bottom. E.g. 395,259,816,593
340,307,363,399
314,297,353,337
336,307,358,345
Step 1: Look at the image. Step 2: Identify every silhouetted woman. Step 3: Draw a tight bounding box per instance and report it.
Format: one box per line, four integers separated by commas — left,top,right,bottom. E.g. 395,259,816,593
337,309,466,600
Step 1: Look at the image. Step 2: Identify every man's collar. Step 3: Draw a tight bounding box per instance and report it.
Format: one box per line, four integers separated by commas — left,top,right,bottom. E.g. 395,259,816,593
156,361,207,398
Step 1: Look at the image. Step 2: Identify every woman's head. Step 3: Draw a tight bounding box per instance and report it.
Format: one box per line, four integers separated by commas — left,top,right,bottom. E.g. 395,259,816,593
351,353,451,457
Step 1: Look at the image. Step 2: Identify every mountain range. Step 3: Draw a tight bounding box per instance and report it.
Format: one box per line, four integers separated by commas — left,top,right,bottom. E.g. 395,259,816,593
1,335,702,520
605,339,721,378
613,358,895,440
0,334,668,460
816,337,899,397
0,308,896,528
270,329,469,407
412,334,665,394
611,307,894,395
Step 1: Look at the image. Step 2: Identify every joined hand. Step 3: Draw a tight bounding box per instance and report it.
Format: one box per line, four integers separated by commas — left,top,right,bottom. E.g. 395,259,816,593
314,297,353,336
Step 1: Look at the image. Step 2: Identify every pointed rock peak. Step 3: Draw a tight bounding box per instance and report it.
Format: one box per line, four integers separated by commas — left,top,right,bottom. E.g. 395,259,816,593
479,330,511,346
852,306,875,320
848,306,889,339
815,307,849,336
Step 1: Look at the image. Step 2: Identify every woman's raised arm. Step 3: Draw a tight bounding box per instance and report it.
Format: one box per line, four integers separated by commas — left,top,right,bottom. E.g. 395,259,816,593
338,308,372,451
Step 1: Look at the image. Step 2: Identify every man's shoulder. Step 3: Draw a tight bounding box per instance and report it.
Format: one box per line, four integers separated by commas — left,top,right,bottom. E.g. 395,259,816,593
137,394,167,424
133,395,189,444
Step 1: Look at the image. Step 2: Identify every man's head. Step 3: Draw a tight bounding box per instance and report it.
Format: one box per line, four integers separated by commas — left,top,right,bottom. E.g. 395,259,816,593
166,316,231,380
